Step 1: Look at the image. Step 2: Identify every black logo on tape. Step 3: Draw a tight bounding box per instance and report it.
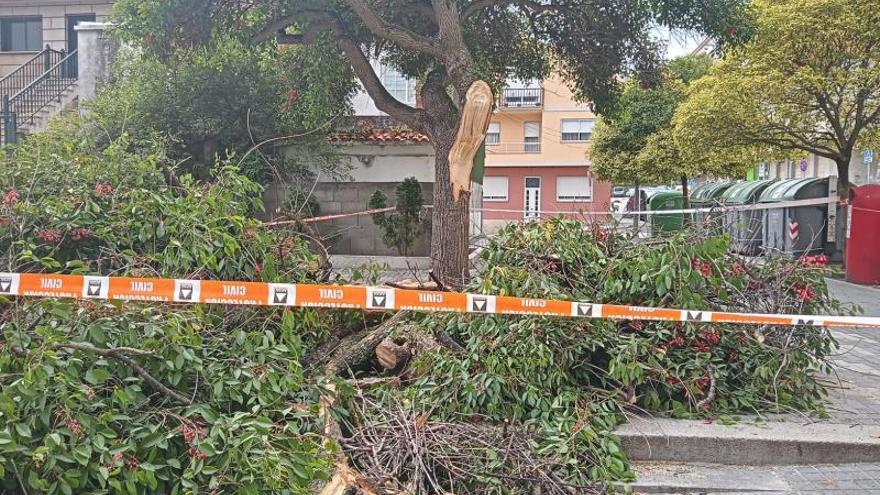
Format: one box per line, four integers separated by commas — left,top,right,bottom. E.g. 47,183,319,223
686,311,704,321
178,283,194,301
87,280,102,296
273,287,288,304
372,291,387,308
577,304,594,317
472,296,488,312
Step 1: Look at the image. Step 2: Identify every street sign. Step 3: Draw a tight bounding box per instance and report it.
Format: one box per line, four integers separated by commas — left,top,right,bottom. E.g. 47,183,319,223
865,149,874,165
800,158,808,172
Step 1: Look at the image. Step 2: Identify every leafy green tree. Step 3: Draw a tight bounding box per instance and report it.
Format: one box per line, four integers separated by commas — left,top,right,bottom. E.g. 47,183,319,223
369,177,430,256
674,0,880,195
590,54,722,208
111,0,750,287
90,34,354,184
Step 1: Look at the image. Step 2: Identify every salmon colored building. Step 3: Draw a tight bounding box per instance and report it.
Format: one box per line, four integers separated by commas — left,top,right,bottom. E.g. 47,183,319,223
481,75,612,233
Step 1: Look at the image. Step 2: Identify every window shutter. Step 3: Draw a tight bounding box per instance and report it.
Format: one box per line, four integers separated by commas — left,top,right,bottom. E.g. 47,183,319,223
524,122,540,138
483,176,509,201
556,176,592,201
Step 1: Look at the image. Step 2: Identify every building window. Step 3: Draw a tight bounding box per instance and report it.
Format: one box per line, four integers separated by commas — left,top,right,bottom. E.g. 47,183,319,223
561,119,595,142
380,66,416,105
524,122,540,152
0,17,43,52
486,122,500,145
483,176,509,201
557,175,592,202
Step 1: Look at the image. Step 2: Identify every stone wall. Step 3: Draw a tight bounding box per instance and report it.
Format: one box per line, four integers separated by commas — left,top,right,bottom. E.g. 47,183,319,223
316,181,433,256
263,180,434,256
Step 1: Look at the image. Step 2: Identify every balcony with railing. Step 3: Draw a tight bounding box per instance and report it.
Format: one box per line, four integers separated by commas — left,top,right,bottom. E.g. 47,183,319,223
498,87,543,109
486,141,542,154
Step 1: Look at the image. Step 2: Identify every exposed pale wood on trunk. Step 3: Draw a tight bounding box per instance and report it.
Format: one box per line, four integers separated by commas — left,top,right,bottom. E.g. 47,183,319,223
448,81,493,200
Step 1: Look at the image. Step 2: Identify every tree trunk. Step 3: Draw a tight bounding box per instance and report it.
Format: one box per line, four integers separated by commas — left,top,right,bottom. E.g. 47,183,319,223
834,157,852,261
680,175,690,226
428,81,493,289
431,145,472,289
632,180,641,235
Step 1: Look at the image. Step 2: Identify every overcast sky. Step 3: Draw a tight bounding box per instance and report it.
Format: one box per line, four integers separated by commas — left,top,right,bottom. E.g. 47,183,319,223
657,28,708,59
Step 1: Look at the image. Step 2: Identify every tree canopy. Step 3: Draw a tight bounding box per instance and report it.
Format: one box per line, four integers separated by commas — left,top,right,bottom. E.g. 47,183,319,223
674,0,880,192
589,54,724,186
111,0,750,286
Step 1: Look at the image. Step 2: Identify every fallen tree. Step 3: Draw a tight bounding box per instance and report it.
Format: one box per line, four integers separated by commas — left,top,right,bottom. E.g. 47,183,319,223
1,118,854,494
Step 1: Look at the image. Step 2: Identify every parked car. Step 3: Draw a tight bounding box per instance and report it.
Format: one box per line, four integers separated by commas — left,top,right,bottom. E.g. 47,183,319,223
612,186,628,197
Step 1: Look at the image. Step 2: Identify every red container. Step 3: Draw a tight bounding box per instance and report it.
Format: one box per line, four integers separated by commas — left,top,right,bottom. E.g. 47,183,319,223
846,185,880,285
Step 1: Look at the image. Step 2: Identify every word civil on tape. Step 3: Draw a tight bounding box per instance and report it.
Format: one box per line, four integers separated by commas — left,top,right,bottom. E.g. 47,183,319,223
1,272,877,329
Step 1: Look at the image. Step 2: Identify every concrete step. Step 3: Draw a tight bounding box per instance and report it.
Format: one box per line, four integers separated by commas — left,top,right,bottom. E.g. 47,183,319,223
616,462,789,494
617,461,880,494
617,416,880,466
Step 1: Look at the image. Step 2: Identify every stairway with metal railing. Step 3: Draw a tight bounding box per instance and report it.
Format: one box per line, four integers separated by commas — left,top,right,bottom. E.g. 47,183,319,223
0,45,80,146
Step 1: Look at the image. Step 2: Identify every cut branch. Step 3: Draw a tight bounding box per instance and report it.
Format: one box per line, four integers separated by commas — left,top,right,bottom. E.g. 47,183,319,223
51,342,190,405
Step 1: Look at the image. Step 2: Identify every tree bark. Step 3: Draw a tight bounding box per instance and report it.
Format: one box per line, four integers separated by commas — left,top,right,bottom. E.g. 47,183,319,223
431,140,472,289
632,180,641,235
680,175,690,226
834,156,852,260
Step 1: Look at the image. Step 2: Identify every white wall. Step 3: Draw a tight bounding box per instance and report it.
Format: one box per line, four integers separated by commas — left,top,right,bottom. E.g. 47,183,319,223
331,143,435,183
764,151,878,185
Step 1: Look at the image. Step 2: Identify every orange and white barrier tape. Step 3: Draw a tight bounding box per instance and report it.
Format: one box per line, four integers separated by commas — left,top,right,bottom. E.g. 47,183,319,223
1,273,877,329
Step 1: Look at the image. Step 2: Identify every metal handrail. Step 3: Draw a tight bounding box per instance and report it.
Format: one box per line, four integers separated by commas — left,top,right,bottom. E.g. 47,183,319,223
499,87,544,108
10,49,79,127
486,141,542,154
0,46,65,99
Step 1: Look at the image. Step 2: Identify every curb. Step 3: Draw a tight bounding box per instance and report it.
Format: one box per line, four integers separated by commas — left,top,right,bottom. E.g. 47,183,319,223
617,416,880,466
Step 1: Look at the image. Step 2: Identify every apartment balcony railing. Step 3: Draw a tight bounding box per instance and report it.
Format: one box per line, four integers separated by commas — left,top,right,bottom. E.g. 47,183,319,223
499,87,543,109
486,141,541,154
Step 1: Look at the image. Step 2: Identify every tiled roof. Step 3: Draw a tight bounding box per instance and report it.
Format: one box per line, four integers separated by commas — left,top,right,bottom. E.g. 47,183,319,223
331,128,430,143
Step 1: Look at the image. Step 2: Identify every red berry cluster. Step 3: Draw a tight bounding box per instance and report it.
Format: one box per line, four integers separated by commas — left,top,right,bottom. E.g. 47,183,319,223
283,89,300,109
93,183,114,197
691,259,713,278
628,320,644,332
37,228,62,243
791,282,816,302
694,374,711,391
595,227,609,244
3,189,19,206
112,451,140,470
692,340,712,353
179,421,208,462
730,262,746,276
70,228,92,241
66,418,82,437
747,278,763,290
800,254,828,267
702,329,721,346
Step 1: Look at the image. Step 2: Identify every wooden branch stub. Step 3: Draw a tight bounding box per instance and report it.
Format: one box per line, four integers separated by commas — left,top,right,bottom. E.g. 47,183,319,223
376,336,412,370
449,80,494,200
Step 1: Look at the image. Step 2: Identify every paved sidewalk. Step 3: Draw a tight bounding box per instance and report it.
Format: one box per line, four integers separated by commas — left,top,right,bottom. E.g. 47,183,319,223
623,280,880,493
814,279,880,426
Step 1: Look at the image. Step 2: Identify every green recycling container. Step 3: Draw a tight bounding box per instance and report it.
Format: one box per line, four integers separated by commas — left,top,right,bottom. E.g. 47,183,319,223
724,180,777,255
759,177,833,255
649,190,685,234
690,181,734,232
